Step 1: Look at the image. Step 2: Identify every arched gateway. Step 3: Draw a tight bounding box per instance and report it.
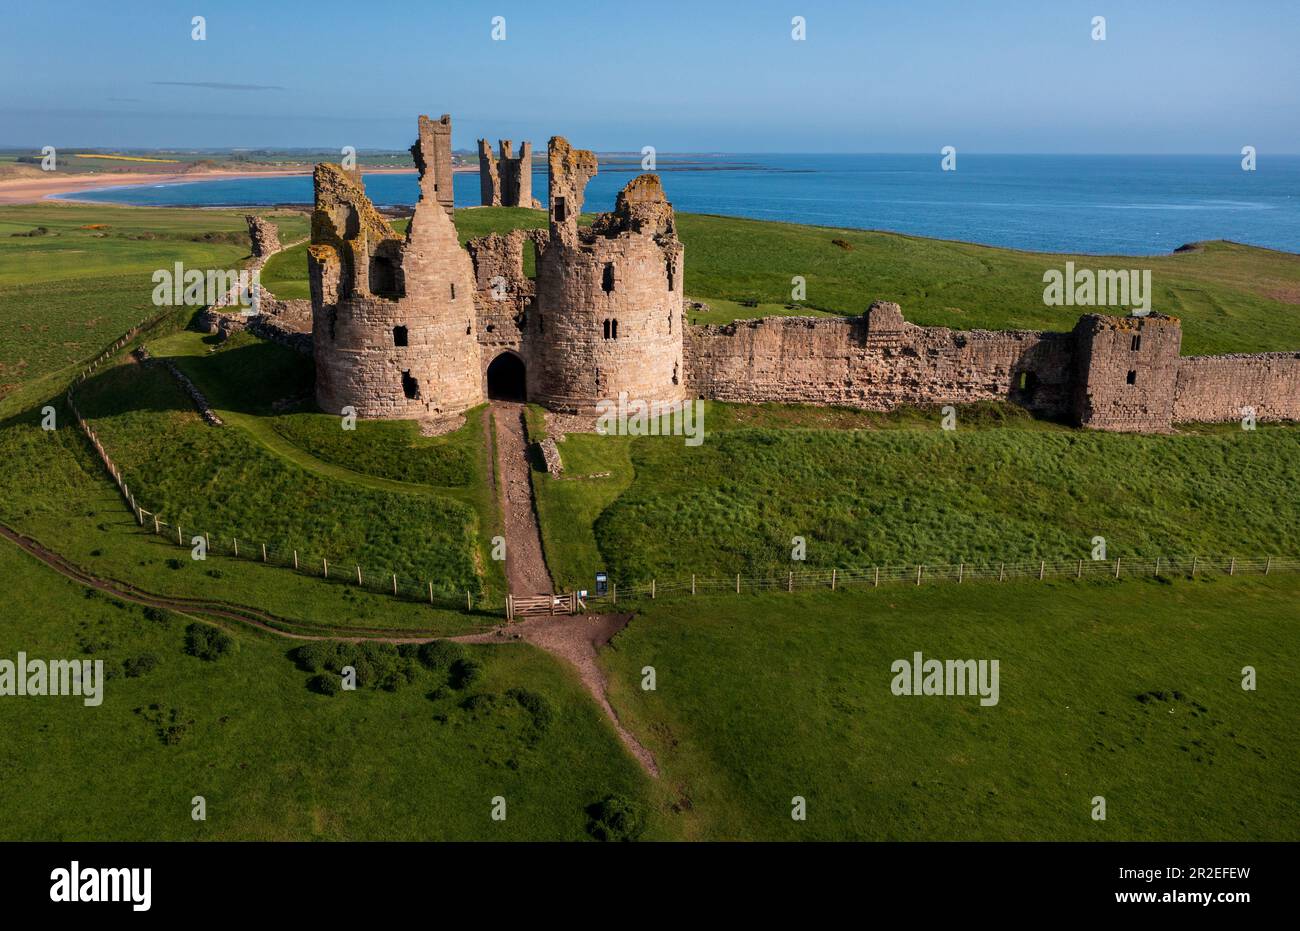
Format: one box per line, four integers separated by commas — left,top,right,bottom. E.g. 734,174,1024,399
486,351,526,402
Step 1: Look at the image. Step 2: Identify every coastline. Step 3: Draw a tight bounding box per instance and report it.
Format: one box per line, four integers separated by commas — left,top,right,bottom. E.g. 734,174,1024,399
0,165,476,206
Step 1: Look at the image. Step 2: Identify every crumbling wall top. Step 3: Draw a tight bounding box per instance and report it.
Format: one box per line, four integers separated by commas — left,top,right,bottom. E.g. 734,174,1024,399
412,113,455,215
591,173,676,238
547,136,598,242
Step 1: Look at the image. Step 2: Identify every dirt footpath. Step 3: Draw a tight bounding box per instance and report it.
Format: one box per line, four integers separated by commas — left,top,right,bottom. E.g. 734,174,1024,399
458,612,659,777
490,401,552,595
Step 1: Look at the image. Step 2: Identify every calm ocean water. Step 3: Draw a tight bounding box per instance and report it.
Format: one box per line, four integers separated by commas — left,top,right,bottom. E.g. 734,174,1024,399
62,154,1300,256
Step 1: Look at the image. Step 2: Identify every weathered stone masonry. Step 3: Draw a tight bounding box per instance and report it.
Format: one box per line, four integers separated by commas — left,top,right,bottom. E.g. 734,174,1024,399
685,301,1076,419
684,305,1300,431
303,112,1300,434
477,138,537,208
310,114,481,418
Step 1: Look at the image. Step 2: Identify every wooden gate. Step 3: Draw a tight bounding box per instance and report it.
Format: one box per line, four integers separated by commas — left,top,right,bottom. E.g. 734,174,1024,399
506,592,585,620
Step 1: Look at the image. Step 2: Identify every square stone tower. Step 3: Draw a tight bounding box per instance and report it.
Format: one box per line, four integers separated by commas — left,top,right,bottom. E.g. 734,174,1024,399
477,138,534,207
1072,313,1182,432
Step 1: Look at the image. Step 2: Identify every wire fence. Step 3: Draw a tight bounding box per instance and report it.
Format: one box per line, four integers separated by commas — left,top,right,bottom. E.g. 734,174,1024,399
64,309,499,615
63,315,1298,622
580,555,1300,609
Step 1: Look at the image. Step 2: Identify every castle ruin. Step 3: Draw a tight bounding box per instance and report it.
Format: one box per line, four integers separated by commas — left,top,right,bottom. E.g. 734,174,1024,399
302,113,1300,433
477,138,537,208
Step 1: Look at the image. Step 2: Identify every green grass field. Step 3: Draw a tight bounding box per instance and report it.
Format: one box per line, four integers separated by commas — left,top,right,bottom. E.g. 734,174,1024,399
71,339,491,600
0,205,308,403
531,401,1300,588
601,575,1300,840
0,541,654,840
0,200,1296,841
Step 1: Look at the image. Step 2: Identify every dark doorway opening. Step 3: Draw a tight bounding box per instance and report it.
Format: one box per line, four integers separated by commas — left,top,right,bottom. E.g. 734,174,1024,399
487,352,526,402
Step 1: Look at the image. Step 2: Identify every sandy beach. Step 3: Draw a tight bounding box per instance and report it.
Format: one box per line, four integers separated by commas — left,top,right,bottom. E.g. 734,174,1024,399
0,165,467,206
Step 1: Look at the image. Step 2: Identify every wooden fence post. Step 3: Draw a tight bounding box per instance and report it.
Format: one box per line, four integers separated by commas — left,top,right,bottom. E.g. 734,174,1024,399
1115,557,1121,579
612,582,617,605
323,558,328,578
177,525,183,545
691,574,696,595
874,566,879,588
831,568,837,591
153,515,160,535
1229,557,1235,576
788,571,793,592
356,565,362,585
998,562,1005,582
233,538,239,558
392,573,398,595
1038,560,1045,581
467,590,472,611
1191,555,1198,577
506,594,513,621
736,573,741,594
916,565,923,586
957,562,963,584
261,543,267,563
1077,559,1083,579
1265,556,1272,576
651,579,656,599
293,550,298,570
1154,556,1161,577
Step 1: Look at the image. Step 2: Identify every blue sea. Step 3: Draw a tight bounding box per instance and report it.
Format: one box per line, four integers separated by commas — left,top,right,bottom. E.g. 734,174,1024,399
62,154,1300,256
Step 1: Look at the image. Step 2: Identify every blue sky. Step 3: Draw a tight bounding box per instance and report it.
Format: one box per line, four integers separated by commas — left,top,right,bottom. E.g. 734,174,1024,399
3,0,1297,153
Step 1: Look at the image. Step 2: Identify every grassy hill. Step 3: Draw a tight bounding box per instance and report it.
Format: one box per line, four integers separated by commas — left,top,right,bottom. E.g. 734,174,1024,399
0,204,308,404
601,575,1300,840
0,201,1296,841
0,541,655,840
531,401,1300,591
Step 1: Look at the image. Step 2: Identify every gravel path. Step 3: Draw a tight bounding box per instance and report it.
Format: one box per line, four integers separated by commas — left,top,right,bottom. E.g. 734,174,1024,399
491,401,552,595
458,612,660,776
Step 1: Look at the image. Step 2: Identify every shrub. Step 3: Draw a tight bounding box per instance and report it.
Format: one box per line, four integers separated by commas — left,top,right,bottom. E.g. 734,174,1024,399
506,688,554,733
460,693,497,713
122,653,159,678
142,606,171,625
308,673,340,696
449,657,483,689
586,795,647,842
184,623,233,661
418,640,464,671
290,641,330,672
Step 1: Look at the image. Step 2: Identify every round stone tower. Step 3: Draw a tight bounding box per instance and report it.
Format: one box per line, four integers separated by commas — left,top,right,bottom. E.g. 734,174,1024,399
310,115,483,419
530,138,685,413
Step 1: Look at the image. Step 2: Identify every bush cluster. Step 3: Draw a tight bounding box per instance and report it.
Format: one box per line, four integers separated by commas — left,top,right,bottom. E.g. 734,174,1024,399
184,623,233,661
291,640,421,693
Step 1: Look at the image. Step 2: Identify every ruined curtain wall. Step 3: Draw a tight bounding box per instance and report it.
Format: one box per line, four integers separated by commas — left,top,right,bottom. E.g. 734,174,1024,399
683,315,1075,416
1173,353,1300,423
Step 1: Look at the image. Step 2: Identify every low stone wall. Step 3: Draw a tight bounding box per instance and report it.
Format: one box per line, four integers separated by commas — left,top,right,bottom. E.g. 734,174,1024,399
1174,352,1300,423
683,302,1075,418
538,436,563,476
135,346,223,426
